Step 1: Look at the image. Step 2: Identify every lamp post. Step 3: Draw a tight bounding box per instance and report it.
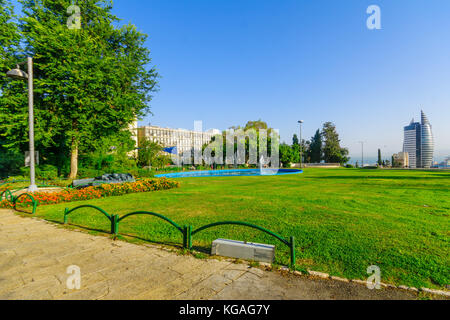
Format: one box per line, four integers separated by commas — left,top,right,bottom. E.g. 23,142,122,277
6,57,38,192
358,141,364,168
298,120,304,168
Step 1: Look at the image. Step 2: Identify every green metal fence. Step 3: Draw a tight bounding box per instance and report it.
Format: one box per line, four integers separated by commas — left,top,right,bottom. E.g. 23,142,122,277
62,205,297,268
190,221,295,267
116,211,188,246
0,189,39,214
13,193,39,214
0,189,14,202
64,205,117,234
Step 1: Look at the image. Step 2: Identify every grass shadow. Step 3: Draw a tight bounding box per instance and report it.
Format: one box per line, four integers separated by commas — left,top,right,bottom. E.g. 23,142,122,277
46,219,111,235
46,219,186,250
13,207,34,215
118,231,184,249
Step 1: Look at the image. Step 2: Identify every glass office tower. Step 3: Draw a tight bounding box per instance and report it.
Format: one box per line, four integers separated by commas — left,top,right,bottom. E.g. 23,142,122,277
403,111,434,169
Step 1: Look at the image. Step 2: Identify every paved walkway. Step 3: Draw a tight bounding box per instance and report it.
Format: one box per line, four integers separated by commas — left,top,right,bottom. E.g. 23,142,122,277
0,209,420,300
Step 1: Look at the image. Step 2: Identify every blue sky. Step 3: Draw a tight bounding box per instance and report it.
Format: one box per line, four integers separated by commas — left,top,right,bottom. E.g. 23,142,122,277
13,0,450,162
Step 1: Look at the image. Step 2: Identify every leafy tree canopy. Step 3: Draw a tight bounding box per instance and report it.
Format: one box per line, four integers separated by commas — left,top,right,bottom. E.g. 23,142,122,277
0,0,159,178
321,122,349,164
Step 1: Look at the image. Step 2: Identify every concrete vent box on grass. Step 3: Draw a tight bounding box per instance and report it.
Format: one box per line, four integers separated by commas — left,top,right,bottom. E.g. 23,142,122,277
211,239,275,263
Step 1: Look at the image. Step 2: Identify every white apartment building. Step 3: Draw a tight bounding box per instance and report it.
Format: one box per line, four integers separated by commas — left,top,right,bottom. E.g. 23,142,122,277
137,125,221,155
393,152,409,168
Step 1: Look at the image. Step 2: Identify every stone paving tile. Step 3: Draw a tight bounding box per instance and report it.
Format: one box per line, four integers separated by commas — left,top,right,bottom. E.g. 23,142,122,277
0,275,58,300
0,209,426,300
0,276,25,295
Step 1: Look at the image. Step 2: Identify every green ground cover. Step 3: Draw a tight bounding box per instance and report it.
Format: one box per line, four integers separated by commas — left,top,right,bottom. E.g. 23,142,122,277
31,168,449,289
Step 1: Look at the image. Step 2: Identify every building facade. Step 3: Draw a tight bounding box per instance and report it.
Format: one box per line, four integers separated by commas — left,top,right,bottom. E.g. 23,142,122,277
393,152,409,168
137,126,220,155
403,111,434,168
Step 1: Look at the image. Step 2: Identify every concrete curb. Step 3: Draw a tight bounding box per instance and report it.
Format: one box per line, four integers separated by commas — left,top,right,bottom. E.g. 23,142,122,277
245,262,449,298
280,268,450,298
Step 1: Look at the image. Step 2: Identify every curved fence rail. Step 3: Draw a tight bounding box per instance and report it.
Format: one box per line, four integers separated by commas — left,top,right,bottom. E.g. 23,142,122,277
190,221,295,267
62,205,297,268
13,193,39,214
1,185,70,214
64,205,116,234
1,188,39,214
0,189,14,202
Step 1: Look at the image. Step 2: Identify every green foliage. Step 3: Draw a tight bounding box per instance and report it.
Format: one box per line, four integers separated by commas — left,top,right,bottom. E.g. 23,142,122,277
308,129,322,163
291,144,300,164
244,120,268,131
0,0,28,154
205,120,279,166
279,143,294,168
20,164,58,180
137,138,163,167
0,0,159,178
152,155,172,168
321,122,350,164
0,149,24,178
292,134,299,146
81,134,137,172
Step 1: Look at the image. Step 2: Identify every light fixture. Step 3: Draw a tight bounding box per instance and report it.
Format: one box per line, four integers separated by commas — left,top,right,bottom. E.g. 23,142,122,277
6,65,28,80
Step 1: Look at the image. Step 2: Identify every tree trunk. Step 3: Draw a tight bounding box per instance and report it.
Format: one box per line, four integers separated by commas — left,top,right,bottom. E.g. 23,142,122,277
69,138,78,179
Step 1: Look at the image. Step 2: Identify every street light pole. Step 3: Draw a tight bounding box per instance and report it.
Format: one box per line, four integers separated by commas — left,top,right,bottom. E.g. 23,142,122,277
6,57,38,192
27,57,38,192
358,141,364,168
298,120,304,169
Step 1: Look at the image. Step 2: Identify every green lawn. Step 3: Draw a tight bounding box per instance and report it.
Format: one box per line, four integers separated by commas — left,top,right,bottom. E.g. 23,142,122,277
32,168,449,289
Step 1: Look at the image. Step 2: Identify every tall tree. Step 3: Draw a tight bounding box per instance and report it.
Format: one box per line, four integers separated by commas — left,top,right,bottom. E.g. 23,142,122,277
14,0,158,178
0,0,28,177
321,122,349,164
308,129,322,163
292,134,299,146
377,149,382,166
0,0,25,149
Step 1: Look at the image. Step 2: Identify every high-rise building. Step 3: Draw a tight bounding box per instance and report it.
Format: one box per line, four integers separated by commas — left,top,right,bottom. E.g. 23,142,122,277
403,111,434,168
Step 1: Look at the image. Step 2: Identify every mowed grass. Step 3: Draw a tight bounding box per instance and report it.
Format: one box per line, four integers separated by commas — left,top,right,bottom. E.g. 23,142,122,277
34,168,449,289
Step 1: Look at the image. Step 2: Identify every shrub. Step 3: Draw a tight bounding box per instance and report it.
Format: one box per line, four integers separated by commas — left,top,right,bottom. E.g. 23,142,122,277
20,165,59,180
0,150,24,178
6,175,28,182
127,168,155,179
77,168,103,179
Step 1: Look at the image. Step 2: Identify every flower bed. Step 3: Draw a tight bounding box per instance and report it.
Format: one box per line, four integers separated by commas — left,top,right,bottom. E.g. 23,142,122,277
0,178,179,209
